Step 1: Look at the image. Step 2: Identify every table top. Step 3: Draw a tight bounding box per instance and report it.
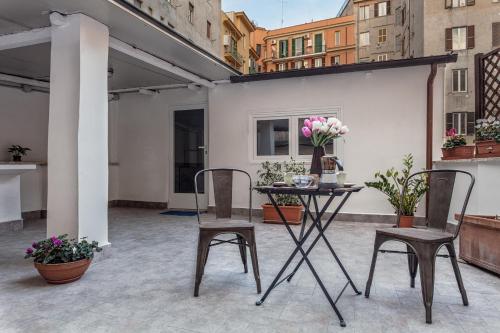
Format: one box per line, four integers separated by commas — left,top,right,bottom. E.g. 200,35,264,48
254,185,363,196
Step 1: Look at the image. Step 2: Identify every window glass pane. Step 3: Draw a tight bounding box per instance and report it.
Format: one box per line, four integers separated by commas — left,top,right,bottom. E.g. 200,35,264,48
452,27,466,50
256,119,289,156
452,70,459,91
379,2,387,16
460,69,467,91
298,117,334,155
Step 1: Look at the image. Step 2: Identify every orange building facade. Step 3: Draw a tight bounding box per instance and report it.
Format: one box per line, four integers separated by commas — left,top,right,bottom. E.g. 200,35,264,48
252,16,356,72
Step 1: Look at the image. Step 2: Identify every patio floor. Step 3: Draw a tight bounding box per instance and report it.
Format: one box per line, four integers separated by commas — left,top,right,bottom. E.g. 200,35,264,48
1,208,499,333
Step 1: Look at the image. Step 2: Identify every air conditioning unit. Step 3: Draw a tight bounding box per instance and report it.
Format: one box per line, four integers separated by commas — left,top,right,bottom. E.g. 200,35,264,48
271,40,277,45
307,40,312,47
223,35,230,46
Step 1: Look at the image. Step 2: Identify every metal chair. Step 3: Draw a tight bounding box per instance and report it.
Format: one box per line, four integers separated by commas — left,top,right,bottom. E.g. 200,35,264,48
364,169,475,324
193,168,261,297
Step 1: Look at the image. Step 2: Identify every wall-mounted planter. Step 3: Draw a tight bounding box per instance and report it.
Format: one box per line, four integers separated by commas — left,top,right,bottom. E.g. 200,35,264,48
262,204,303,225
475,140,500,158
441,146,475,160
457,214,500,275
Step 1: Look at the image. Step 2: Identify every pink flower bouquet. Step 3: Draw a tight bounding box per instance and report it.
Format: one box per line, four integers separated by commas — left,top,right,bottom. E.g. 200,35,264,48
301,116,349,147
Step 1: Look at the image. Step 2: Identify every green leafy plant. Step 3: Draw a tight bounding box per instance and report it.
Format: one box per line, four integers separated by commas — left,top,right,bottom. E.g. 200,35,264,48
24,234,102,264
443,128,466,149
256,158,306,206
365,154,428,216
476,117,500,142
8,145,31,157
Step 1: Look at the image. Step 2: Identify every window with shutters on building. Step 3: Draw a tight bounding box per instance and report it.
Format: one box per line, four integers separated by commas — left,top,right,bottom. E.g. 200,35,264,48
359,5,370,20
332,56,341,65
446,26,474,51
360,32,370,46
452,69,468,93
314,33,324,53
335,31,341,46
314,58,323,68
445,0,475,8
279,40,289,58
292,37,304,56
446,112,475,136
375,1,390,17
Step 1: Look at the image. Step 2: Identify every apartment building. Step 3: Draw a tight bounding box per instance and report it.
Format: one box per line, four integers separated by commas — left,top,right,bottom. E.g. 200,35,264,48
125,0,221,57
424,0,500,140
253,16,356,73
351,0,423,62
221,11,259,74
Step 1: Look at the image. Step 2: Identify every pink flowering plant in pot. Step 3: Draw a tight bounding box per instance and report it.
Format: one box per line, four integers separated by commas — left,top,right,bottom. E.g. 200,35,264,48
25,235,101,284
441,128,474,160
301,116,349,175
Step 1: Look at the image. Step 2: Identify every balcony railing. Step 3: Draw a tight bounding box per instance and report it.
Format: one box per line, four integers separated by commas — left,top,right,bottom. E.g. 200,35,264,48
273,44,327,61
224,45,243,65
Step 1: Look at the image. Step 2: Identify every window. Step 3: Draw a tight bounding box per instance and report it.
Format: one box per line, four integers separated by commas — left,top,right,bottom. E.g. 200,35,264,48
378,28,387,43
334,31,341,46
359,5,370,20
375,1,390,17
445,0,475,8
278,63,287,71
256,44,262,57
332,56,341,65
252,110,341,160
377,54,388,61
452,69,468,92
292,37,304,56
314,58,323,68
446,112,475,135
360,32,370,46
133,0,143,8
295,60,303,69
188,2,194,24
279,40,289,58
446,26,474,50
493,22,500,47
314,33,324,53
206,21,211,39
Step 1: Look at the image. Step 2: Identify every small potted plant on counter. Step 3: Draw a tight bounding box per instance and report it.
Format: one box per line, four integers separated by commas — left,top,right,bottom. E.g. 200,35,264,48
365,154,428,228
256,158,306,225
441,129,475,160
8,145,31,162
25,234,102,284
475,117,500,158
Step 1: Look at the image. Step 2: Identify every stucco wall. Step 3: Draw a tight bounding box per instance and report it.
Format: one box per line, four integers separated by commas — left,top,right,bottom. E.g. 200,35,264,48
208,66,445,216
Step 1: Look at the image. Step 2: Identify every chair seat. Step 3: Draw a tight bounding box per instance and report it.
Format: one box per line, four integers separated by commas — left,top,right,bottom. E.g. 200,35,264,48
376,227,454,243
199,219,254,231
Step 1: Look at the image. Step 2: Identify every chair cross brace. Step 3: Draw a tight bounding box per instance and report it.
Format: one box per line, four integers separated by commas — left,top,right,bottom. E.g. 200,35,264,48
209,238,246,247
379,249,451,258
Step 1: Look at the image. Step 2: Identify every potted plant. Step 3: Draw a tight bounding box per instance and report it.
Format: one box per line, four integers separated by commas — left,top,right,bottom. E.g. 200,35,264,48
365,154,428,228
475,117,500,158
441,128,475,160
8,145,31,162
301,116,349,175
256,158,306,224
25,234,102,284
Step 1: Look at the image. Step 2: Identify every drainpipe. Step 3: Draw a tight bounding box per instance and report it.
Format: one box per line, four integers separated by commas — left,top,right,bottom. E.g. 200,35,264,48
426,63,438,219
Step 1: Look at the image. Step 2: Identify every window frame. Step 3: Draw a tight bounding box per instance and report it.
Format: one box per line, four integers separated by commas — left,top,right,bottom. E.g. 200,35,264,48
360,32,370,46
334,31,341,46
378,28,387,43
249,108,343,163
452,68,468,93
452,26,467,50
377,54,388,61
377,2,388,17
359,5,370,20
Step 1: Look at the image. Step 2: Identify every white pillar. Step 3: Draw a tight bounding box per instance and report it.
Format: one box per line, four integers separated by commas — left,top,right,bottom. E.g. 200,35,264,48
47,14,109,245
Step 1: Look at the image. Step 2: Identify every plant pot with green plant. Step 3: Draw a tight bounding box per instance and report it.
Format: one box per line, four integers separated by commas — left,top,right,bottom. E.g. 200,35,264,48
365,154,428,228
441,129,475,160
8,145,31,162
25,235,102,284
475,117,500,158
256,158,306,224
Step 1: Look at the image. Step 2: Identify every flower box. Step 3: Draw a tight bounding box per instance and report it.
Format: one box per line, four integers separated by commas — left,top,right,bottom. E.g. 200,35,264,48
441,146,475,160
262,204,303,225
456,214,500,275
475,140,500,158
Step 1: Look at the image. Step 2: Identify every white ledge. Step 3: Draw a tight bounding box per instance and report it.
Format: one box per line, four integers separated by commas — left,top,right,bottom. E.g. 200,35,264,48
434,157,500,163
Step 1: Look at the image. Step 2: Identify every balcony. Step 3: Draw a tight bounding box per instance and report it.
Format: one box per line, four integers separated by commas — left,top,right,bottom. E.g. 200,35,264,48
269,44,327,62
224,45,243,66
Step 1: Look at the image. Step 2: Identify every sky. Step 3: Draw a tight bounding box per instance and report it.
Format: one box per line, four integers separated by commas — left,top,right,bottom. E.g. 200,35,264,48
221,0,347,30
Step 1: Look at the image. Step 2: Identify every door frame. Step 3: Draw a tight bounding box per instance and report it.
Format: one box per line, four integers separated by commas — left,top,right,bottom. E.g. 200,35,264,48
168,104,209,210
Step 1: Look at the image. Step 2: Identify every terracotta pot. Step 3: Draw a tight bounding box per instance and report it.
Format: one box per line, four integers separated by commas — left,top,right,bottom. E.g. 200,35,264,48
262,204,303,225
399,215,415,228
475,140,500,158
34,259,92,284
310,146,325,176
441,146,475,160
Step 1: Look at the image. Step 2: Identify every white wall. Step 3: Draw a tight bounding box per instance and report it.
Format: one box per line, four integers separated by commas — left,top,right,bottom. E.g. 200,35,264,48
114,87,208,203
209,66,446,216
0,86,48,213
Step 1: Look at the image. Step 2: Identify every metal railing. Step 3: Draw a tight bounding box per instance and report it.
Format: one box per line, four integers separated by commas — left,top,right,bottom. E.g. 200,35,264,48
224,45,243,64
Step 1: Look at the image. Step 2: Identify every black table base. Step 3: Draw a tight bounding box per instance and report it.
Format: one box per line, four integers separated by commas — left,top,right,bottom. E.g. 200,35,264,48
255,189,362,327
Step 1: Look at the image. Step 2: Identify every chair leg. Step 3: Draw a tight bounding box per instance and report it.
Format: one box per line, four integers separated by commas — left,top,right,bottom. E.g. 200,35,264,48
407,245,419,288
194,233,211,297
415,243,440,324
247,231,261,294
445,242,468,306
365,234,386,298
237,235,248,273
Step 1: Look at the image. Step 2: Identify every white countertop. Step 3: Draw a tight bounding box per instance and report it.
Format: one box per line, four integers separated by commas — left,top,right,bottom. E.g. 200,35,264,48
0,163,37,175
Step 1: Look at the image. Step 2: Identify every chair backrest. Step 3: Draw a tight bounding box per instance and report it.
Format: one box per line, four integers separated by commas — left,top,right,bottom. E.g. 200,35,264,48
194,168,252,223
398,169,474,238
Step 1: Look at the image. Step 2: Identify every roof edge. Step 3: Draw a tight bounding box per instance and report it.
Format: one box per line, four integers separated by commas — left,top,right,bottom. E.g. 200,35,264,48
230,54,458,83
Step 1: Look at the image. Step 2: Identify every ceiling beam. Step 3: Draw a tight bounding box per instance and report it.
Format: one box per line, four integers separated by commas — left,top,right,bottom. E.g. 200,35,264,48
0,27,51,51
0,73,50,88
109,37,215,89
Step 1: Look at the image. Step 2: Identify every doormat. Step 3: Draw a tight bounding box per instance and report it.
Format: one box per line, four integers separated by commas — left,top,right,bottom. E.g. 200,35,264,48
160,210,198,217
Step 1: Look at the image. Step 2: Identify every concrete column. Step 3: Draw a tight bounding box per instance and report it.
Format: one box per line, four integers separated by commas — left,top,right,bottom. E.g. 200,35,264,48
47,13,109,245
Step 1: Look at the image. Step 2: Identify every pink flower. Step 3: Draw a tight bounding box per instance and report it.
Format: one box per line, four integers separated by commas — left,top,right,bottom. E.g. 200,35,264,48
318,117,326,123
309,116,318,122
446,128,457,137
304,119,312,129
25,248,33,255
302,126,312,138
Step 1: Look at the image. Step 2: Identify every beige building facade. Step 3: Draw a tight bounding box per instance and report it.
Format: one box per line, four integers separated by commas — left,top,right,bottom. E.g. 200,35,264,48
424,0,500,139
125,0,221,57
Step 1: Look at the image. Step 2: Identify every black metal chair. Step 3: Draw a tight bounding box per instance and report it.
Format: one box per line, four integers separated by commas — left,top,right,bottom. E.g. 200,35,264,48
193,168,261,297
364,169,475,324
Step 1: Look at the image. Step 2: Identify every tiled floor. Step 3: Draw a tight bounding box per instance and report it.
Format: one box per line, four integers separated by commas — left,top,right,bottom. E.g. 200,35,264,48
1,208,499,333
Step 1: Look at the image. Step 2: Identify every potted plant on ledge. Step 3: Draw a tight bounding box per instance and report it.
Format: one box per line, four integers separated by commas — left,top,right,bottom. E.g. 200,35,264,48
441,129,475,160
256,159,306,224
475,117,500,158
25,234,102,284
365,154,428,228
8,145,31,162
